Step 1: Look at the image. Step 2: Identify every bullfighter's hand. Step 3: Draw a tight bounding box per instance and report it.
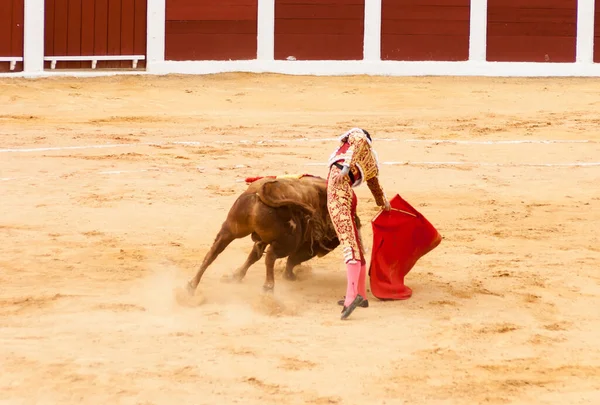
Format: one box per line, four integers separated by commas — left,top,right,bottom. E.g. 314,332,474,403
383,199,391,211
334,166,349,185
333,172,347,185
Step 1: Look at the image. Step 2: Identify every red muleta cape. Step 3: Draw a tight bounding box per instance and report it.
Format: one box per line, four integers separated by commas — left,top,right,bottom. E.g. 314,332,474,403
369,194,442,300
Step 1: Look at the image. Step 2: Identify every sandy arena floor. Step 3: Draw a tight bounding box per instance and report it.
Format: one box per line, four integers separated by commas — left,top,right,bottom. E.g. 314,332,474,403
1,73,599,405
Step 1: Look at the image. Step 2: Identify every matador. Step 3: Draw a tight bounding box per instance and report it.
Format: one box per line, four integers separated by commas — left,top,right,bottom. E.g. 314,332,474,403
326,127,390,320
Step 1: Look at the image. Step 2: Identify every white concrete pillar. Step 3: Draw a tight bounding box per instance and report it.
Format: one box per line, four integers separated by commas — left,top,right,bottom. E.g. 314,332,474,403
147,0,166,69
257,0,275,60
363,0,382,61
576,0,595,63
23,0,45,73
468,0,488,62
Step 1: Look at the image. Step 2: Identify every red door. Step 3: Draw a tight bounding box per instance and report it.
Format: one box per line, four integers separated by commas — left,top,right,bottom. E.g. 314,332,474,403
165,0,258,61
0,0,24,72
381,0,471,61
44,0,147,69
486,0,577,63
274,0,365,60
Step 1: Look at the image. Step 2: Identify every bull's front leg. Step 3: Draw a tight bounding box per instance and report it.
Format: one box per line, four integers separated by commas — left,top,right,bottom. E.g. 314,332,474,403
284,246,317,281
263,241,294,292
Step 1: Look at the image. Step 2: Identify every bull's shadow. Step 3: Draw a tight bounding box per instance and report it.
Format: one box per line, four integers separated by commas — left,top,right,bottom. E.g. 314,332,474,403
185,175,361,295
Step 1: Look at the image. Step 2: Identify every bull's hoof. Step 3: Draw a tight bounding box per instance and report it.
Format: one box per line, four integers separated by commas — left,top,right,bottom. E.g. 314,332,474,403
175,286,206,307
186,281,196,296
283,271,297,281
262,284,274,294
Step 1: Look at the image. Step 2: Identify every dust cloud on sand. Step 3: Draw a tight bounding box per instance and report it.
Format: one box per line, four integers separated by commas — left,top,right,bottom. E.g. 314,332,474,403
1,74,600,405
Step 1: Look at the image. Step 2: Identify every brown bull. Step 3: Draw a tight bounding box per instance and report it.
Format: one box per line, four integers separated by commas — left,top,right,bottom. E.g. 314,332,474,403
186,175,361,294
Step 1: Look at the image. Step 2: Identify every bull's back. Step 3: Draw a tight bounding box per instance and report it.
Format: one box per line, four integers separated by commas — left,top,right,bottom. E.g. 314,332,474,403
221,183,287,241
224,175,331,242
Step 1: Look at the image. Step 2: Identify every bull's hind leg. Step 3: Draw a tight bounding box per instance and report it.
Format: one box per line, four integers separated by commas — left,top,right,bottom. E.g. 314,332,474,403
229,241,267,282
187,225,236,294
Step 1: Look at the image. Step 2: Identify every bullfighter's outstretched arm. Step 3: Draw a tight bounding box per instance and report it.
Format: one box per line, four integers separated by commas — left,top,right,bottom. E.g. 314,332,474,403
366,176,388,207
345,132,389,208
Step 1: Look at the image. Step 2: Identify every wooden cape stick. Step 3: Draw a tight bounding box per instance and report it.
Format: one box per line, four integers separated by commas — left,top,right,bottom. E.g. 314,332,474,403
372,207,417,222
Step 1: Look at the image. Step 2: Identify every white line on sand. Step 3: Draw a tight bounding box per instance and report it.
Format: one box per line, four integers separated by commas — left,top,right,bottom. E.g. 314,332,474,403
306,161,600,167
1,138,595,153
0,168,163,182
0,143,156,153
2,161,598,185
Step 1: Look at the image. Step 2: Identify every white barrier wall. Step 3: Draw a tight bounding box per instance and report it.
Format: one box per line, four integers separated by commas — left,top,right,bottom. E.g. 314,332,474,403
8,0,600,78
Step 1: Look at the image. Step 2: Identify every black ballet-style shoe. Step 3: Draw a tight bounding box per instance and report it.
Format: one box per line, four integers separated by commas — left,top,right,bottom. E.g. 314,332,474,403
337,297,369,308
340,295,365,320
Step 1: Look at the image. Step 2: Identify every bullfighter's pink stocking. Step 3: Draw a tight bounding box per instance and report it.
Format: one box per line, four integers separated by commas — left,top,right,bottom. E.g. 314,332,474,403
344,261,362,307
358,262,367,299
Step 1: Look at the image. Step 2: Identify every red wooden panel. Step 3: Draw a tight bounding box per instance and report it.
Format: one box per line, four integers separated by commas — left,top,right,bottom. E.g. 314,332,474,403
53,0,69,68
381,0,470,61
11,0,24,71
133,0,147,67
93,0,109,55
44,0,146,70
487,22,575,37
165,0,258,61
276,33,364,60
274,1,365,61
384,34,470,62
492,0,576,6
384,20,469,36
44,0,56,57
44,0,78,69
277,0,363,3
488,37,576,62
489,8,577,23
0,2,12,60
486,0,577,63
0,0,24,72
81,0,96,57
106,0,122,68
276,3,365,19
384,5,470,20
120,0,135,68
67,0,82,68
167,20,258,35
167,0,258,21
595,0,600,63
166,32,258,61
276,19,361,35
